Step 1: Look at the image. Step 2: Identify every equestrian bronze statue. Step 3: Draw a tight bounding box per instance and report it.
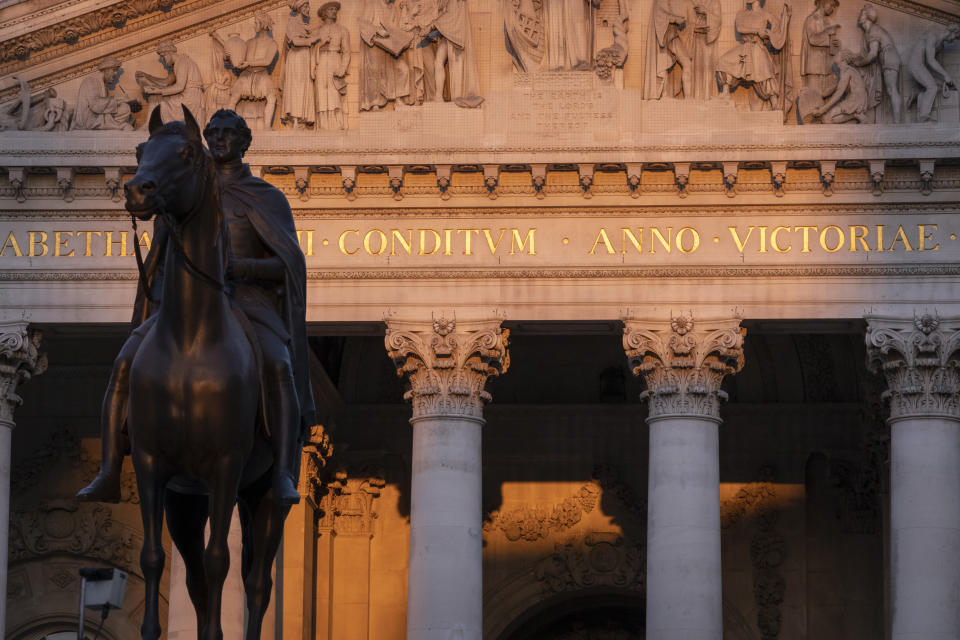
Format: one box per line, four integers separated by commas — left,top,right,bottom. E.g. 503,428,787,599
79,105,314,640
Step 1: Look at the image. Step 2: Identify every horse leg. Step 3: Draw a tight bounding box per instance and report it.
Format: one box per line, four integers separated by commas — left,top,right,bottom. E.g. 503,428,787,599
201,460,243,640
238,479,290,640
165,490,210,635
133,454,169,640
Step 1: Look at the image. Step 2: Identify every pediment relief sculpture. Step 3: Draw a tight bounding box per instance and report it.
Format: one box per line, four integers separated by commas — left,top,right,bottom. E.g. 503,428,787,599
3,0,960,135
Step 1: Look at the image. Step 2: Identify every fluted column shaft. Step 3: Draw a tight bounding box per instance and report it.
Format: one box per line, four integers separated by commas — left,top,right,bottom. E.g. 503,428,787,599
867,315,960,640
624,316,744,640
386,316,509,640
0,322,44,633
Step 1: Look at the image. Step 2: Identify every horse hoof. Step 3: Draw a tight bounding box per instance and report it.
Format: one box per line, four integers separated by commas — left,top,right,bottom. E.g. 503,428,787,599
77,472,122,503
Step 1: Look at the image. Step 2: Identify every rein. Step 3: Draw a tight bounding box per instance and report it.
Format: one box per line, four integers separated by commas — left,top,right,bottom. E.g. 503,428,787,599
130,153,227,297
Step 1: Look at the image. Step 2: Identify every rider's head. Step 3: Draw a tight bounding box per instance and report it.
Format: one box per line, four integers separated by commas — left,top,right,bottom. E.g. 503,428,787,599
203,109,252,164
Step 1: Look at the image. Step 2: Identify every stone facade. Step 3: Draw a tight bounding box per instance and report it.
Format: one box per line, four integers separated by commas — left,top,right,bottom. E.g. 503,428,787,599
3,0,960,638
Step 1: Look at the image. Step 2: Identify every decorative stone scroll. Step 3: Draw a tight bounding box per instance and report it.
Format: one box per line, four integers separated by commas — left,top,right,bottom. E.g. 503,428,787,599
385,314,509,421
622,314,744,421
865,313,960,421
0,322,45,425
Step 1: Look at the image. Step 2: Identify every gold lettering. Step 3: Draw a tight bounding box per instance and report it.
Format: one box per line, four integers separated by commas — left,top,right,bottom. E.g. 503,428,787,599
589,228,615,255
55,231,74,257
919,225,939,251
510,228,536,255
876,225,885,252
419,229,442,255
77,231,102,257
137,231,152,254
104,231,127,257
482,228,506,254
728,227,754,253
620,228,642,254
363,229,387,255
819,225,844,253
0,231,22,257
338,229,360,255
888,225,913,252
650,227,672,254
758,226,768,253
29,231,48,257
675,227,700,253
771,226,792,253
794,226,818,253
296,230,314,256
457,229,480,255
849,225,870,251
391,229,413,256
442,229,453,256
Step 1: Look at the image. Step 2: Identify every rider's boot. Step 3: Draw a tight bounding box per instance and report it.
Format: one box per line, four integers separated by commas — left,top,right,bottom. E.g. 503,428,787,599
78,367,129,503
270,373,302,506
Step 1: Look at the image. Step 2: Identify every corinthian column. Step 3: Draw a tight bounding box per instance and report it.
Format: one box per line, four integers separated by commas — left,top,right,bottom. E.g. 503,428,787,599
0,322,44,632
866,314,960,640
623,315,744,640
385,315,509,640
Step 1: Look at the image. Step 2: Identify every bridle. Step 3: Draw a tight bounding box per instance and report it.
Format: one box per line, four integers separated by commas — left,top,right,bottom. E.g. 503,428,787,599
130,142,226,299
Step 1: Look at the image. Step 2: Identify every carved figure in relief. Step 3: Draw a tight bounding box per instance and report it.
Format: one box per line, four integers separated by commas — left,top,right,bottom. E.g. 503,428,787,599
716,0,792,111
136,40,204,124
358,0,413,110
504,0,546,71
281,0,316,128
796,0,840,119
593,0,630,87
906,22,960,122
397,0,439,105
0,76,70,131
543,0,602,71
312,2,351,128
205,32,240,117
643,0,719,99
852,4,902,124
810,49,869,123
642,0,691,99
71,56,135,131
430,0,483,107
224,11,279,129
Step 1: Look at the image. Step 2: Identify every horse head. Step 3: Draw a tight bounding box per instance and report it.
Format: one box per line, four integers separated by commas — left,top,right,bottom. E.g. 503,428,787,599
125,105,210,223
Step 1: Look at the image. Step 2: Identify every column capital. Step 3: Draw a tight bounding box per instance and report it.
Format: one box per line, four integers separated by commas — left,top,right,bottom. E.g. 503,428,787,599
385,314,509,421
0,322,45,426
622,314,744,422
866,313,960,422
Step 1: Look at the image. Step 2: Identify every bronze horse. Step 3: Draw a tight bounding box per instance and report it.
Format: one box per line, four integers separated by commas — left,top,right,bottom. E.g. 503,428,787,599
124,105,290,640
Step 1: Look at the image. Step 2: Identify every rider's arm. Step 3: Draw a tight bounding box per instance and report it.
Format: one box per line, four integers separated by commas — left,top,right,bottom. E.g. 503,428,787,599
232,256,285,282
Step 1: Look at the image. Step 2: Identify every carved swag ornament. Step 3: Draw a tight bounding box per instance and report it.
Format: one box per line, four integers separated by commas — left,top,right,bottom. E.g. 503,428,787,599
385,315,509,421
622,314,744,421
866,313,960,421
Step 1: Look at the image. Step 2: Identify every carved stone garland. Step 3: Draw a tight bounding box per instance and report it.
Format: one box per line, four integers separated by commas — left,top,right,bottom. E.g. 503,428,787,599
622,314,744,421
865,313,960,421
384,316,510,421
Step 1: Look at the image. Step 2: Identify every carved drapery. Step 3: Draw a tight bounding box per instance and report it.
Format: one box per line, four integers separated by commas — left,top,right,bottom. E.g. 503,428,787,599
385,315,509,421
0,322,45,426
865,314,960,421
622,315,744,421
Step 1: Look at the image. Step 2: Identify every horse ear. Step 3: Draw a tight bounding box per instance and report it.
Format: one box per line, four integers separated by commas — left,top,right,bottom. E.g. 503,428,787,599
148,106,163,134
181,106,202,145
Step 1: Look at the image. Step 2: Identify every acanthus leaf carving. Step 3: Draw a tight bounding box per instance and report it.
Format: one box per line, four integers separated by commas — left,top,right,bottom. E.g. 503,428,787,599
865,313,960,421
0,322,45,425
315,466,385,538
385,315,509,421
623,314,744,421
535,532,644,595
